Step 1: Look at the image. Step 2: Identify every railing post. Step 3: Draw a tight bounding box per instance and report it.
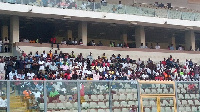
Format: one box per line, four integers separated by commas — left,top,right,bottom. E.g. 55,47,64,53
199,80,200,99
93,2,95,11
77,80,81,112
125,5,127,14
6,81,10,112
137,80,140,112
108,81,112,112
167,9,169,19
175,81,178,112
44,81,47,112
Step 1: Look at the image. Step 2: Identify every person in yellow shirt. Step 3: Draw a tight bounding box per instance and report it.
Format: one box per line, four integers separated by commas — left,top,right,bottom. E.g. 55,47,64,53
87,75,93,80
48,50,53,59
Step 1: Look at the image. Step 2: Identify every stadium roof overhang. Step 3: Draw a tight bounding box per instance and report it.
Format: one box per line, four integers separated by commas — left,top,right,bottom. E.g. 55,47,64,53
0,2,200,31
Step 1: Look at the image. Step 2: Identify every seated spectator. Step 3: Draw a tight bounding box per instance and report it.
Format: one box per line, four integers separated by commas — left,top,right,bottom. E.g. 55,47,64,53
79,39,83,45
91,40,96,46
169,44,174,50
61,38,66,44
27,70,35,80
178,45,183,50
97,41,103,46
139,43,145,48
110,41,114,47
155,43,160,49
67,38,72,45
42,50,47,58
72,38,78,45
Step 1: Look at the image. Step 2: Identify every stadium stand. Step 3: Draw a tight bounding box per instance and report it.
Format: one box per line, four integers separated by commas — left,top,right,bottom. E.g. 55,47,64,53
1,0,200,112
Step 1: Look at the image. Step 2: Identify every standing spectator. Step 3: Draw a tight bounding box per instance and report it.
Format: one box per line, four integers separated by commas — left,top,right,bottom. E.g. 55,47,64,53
0,39,2,53
3,37,9,52
50,37,56,49
117,1,123,9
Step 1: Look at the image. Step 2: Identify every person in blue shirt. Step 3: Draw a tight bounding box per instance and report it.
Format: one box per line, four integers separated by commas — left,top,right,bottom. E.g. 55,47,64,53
170,44,174,50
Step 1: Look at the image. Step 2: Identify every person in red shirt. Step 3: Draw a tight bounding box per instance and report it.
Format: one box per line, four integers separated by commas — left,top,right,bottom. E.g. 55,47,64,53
50,37,56,49
188,84,196,93
161,58,166,66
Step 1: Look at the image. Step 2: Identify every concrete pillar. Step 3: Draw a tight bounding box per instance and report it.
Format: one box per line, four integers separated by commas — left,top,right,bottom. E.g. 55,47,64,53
185,30,195,51
78,22,87,46
67,30,72,40
135,26,145,48
122,33,127,44
10,16,19,43
171,36,176,49
1,26,8,40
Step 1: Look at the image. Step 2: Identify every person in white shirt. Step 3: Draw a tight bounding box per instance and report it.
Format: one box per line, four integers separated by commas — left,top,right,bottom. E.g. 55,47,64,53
9,70,17,80
38,58,45,65
117,1,123,9
0,39,2,53
0,97,6,107
155,43,160,49
81,2,87,10
0,59,5,80
32,90,41,102
27,70,35,80
39,63,45,74
61,38,66,44
3,37,9,44
42,50,47,58
137,58,142,65
139,43,145,48
49,62,58,71
182,73,188,81
178,45,183,50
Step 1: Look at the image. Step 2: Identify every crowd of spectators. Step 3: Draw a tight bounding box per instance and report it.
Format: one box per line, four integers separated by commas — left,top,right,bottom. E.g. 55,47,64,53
0,50,199,81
